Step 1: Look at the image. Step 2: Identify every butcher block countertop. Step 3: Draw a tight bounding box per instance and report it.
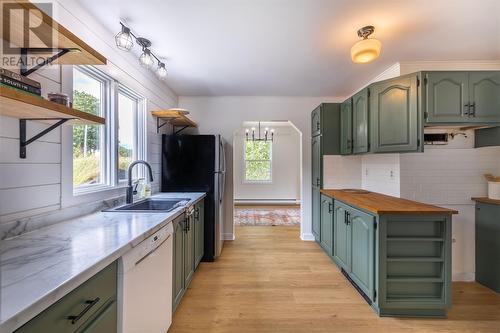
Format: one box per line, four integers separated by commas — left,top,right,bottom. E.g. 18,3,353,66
320,189,459,215
472,197,500,205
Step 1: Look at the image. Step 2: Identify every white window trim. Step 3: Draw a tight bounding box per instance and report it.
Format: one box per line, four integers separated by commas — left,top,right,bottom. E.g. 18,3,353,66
243,140,273,184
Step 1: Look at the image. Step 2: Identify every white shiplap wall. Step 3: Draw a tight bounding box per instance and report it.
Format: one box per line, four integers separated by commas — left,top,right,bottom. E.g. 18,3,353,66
0,0,178,229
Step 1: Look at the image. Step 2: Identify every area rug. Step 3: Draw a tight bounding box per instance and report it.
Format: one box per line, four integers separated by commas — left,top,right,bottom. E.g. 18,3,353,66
234,206,301,226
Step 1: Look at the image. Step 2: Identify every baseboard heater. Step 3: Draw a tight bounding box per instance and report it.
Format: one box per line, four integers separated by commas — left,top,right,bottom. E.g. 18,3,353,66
341,268,372,306
234,199,300,205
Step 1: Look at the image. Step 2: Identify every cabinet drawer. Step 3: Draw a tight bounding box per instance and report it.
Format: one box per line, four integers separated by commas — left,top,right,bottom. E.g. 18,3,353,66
16,261,117,333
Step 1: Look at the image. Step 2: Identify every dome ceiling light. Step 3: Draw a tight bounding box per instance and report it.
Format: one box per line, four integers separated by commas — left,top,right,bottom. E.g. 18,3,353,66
115,22,168,80
350,25,382,64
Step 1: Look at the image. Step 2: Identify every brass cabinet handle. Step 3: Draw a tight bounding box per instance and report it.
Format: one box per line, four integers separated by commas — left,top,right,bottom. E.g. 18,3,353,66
67,297,100,324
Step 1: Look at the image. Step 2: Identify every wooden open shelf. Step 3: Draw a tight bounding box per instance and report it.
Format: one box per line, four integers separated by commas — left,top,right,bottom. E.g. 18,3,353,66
152,109,197,128
0,86,105,125
1,1,107,66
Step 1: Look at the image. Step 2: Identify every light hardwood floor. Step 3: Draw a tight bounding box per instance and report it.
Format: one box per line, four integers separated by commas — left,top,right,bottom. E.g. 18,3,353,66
170,226,500,333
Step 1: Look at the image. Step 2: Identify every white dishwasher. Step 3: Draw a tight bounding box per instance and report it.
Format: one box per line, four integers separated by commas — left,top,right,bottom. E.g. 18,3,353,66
118,223,173,333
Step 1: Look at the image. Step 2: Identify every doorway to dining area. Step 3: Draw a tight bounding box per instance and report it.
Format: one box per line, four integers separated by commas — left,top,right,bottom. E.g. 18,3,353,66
232,121,301,228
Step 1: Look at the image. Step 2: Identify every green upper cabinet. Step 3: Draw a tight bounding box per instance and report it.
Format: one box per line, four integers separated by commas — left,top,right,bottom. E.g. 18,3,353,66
320,194,334,256
370,74,421,153
468,72,500,123
312,135,321,187
340,99,353,155
311,105,321,136
349,206,376,301
425,71,500,124
352,88,369,154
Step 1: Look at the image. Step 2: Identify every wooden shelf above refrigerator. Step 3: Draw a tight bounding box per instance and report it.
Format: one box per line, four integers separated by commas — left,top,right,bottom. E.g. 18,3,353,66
152,109,197,133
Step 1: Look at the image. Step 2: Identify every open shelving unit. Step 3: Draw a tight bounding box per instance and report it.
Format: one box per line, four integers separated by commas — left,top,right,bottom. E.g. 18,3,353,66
1,1,107,158
151,109,197,134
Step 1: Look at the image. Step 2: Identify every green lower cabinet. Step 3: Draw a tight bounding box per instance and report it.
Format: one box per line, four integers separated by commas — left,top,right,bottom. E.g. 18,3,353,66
194,200,205,268
312,187,321,241
319,194,333,256
173,199,205,312
475,202,500,292
15,262,118,333
327,198,453,318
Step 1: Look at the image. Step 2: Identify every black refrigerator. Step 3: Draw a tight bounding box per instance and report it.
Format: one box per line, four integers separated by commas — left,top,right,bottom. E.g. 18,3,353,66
161,134,226,261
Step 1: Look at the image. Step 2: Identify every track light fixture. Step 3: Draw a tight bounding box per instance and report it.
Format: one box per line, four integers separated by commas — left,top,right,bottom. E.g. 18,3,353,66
115,22,168,80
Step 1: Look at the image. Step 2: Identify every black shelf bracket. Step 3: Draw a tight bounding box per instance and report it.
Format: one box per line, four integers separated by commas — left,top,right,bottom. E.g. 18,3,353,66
156,117,170,134
20,118,71,158
173,125,189,135
20,47,78,77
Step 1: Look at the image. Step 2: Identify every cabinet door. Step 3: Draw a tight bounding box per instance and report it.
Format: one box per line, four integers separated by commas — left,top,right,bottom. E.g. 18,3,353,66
370,75,419,153
172,216,185,311
311,105,321,136
352,89,369,153
468,72,500,123
475,203,500,292
312,187,321,241
320,194,334,256
340,99,353,155
77,300,117,333
349,207,375,300
425,72,469,122
333,202,350,270
184,214,195,287
311,135,321,187
194,200,205,268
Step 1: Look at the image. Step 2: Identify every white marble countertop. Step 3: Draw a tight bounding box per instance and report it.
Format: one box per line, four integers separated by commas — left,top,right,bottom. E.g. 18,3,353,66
0,192,206,333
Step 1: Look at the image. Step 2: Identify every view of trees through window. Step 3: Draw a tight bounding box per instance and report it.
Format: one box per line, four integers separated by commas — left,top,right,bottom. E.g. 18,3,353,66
73,69,103,187
118,92,136,180
245,141,272,182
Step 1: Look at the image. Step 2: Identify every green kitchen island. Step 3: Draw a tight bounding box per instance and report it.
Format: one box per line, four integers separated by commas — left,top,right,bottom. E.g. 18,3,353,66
319,189,458,318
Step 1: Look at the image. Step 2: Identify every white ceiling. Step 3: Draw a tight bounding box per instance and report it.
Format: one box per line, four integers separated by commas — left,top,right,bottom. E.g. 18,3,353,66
76,0,500,97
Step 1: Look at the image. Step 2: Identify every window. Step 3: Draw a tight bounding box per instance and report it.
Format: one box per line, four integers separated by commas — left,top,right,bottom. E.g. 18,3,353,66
71,66,145,194
72,67,107,188
244,141,272,182
118,87,141,181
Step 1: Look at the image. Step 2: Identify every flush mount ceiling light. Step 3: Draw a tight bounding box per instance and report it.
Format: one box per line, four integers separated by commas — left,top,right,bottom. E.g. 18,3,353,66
351,26,382,64
115,23,168,80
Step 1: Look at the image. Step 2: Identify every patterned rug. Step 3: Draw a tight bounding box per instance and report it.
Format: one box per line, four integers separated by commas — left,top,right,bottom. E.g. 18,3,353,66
234,206,301,226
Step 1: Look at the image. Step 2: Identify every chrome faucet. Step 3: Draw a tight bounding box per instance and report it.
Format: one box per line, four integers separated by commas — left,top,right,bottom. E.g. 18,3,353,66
126,160,154,204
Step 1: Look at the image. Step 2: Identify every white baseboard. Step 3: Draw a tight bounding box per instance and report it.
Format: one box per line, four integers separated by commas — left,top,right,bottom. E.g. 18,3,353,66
222,233,235,241
300,233,315,241
452,272,475,282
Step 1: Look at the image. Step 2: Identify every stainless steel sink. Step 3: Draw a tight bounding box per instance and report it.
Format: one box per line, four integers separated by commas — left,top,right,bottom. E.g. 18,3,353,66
340,189,370,194
105,198,190,212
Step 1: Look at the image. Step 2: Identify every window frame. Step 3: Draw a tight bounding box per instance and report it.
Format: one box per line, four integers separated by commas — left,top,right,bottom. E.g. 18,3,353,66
72,66,114,195
243,140,273,184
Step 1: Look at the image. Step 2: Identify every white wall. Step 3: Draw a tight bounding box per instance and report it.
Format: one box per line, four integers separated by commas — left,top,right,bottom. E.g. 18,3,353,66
178,96,340,240
233,123,301,202
0,0,177,235
362,154,400,197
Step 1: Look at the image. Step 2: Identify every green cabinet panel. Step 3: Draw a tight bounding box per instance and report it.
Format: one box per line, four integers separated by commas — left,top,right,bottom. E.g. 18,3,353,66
475,126,500,148
349,206,375,300
340,99,353,155
468,72,500,122
333,202,349,270
172,215,185,311
475,202,500,292
312,187,321,241
352,89,369,154
320,194,334,256
194,200,205,268
370,74,420,153
184,215,195,290
16,262,117,333
312,135,321,187
77,300,117,333
425,72,468,123
311,105,321,136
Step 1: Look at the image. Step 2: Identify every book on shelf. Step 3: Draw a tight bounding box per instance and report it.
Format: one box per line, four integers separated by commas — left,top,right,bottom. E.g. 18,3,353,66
0,76,42,95
0,68,41,88
0,83,44,98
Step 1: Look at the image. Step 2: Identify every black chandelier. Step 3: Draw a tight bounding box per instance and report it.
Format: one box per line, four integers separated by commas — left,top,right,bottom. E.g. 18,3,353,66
245,122,274,142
